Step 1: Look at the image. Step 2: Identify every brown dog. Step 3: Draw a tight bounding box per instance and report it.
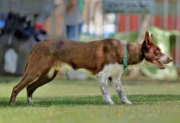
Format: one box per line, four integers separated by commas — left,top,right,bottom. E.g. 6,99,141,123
9,31,172,105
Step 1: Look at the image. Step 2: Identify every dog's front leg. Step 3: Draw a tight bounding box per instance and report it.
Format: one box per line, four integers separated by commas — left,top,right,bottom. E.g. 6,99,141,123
97,72,114,105
113,73,132,104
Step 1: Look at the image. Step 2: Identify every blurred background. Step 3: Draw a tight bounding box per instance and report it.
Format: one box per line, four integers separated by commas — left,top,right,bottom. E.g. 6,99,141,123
0,0,180,80
1,1,180,122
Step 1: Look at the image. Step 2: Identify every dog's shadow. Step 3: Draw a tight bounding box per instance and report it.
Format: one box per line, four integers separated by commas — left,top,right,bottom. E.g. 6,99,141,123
0,94,180,107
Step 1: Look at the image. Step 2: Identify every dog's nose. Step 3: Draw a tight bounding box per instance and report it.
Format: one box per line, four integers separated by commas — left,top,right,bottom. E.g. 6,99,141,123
169,57,173,62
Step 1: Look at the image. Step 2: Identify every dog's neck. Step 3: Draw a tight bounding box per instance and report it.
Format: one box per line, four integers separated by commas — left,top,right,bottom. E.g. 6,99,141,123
126,42,144,65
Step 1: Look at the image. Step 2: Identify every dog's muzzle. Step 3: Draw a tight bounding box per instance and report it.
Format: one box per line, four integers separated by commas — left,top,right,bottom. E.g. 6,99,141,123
159,55,173,64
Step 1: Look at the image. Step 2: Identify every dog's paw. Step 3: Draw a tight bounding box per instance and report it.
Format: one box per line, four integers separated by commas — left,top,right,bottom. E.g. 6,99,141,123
108,101,115,105
105,100,114,105
122,100,132,104
28,97,34,105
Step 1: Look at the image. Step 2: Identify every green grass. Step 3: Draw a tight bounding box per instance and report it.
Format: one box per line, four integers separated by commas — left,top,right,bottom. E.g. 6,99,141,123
0,77,180,123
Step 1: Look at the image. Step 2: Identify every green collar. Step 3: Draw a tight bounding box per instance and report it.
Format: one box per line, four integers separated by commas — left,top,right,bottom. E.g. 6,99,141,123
123,45,128,70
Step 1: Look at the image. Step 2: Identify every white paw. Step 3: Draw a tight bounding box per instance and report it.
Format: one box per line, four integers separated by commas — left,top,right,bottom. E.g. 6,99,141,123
28,97,34,104
122,100,132,104
104,99,114,105
106,101,114,105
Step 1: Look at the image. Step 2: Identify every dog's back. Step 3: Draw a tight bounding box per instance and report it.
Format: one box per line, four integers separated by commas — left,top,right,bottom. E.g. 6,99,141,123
29,38,124,74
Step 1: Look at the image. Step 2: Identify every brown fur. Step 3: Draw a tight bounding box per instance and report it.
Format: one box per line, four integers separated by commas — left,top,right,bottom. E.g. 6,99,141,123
9,31,172,104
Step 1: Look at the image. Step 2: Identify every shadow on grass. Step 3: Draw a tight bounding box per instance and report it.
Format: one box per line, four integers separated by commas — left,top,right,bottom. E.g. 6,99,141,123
0,94,180,107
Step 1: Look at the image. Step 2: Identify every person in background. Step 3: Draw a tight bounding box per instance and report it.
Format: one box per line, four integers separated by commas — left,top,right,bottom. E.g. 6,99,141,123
65,0,84,41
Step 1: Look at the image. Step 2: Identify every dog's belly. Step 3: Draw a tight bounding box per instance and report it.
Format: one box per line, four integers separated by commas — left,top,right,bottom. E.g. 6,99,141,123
98,63,123,78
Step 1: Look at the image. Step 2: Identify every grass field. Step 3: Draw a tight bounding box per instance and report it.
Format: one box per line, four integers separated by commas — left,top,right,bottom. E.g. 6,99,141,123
0,77,180,123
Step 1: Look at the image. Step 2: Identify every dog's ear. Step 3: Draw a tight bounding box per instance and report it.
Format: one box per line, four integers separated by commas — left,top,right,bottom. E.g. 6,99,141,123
144,31,152,49
150,34,154,42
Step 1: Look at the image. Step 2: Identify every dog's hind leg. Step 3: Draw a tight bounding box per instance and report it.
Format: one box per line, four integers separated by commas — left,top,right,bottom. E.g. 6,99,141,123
9,73,40,104
26,67,58,104
97,72,114,105
112,72,132,104
9,55,52,104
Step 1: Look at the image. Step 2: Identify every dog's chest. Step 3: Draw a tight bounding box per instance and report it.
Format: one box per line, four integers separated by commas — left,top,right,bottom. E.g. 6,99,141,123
98,63,123,78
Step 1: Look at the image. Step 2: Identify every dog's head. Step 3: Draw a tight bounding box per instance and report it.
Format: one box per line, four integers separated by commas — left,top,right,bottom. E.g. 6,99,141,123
142,31,172,69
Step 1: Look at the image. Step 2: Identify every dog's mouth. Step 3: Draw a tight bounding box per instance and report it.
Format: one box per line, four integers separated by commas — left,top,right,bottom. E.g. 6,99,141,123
152,60,165,69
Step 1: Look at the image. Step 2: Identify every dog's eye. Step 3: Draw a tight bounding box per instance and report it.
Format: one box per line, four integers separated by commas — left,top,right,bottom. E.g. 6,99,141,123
155,50,159,54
